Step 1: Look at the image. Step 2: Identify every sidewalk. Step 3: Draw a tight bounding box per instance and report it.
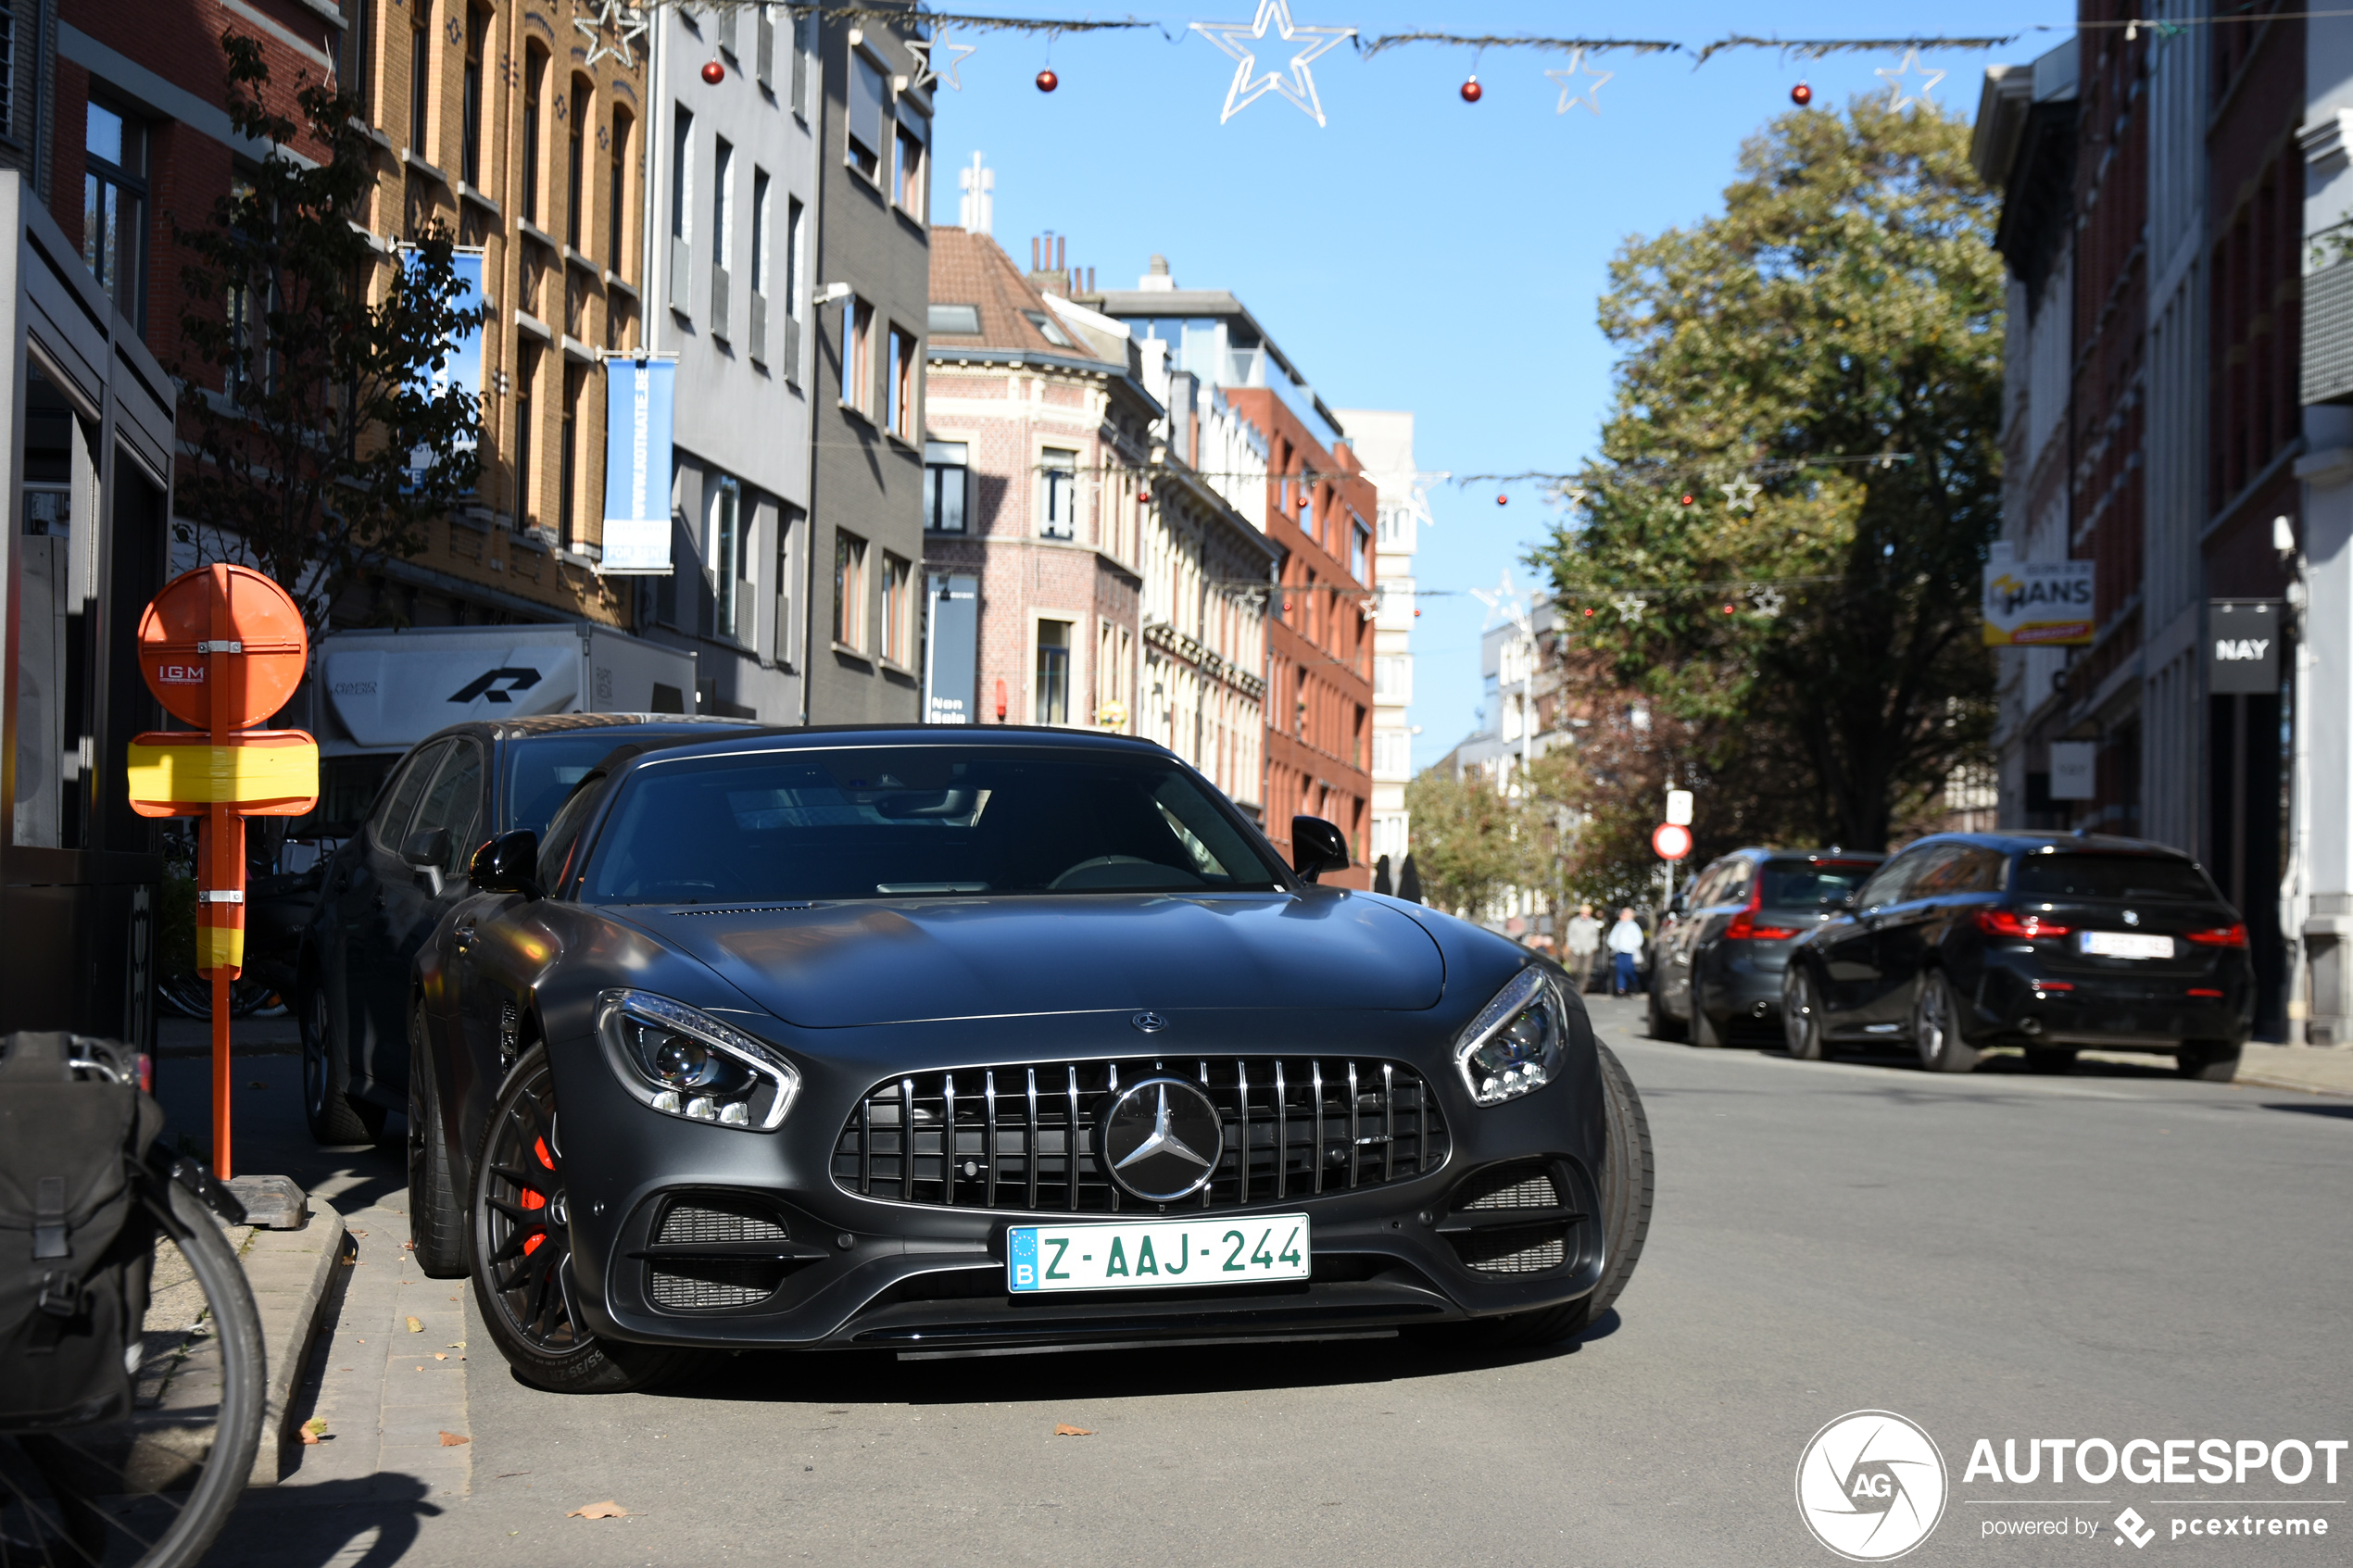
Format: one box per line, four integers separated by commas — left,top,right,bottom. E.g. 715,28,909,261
2237,1041,2353,1098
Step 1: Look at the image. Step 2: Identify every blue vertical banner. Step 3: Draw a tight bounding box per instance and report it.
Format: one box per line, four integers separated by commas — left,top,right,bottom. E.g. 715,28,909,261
405,247,484,485
599,358,676,574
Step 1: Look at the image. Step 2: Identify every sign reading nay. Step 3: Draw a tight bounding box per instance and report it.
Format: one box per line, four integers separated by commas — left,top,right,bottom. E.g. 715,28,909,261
1983,553,2095,646
599,358,676,574
2208,599,2284,696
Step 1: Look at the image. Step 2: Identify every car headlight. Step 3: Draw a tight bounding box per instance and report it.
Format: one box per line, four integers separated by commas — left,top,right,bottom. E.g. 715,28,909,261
595,990,799,1130
1453,967,1567,1106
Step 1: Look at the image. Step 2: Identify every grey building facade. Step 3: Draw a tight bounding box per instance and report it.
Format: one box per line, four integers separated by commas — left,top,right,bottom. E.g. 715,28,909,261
803,11,930,722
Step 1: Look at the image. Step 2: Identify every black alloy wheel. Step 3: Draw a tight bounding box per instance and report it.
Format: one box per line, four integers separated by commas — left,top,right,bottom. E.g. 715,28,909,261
301,978,388,1145
1911,972,1979,1074
1783,969,1827,1060
408,1006,469,1278
1690,976,1725,1048
2175,1039,2241,1083
469,1045,690,1393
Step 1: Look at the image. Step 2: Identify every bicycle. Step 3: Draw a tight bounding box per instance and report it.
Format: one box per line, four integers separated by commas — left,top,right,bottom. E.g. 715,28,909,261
1,1035,264,1567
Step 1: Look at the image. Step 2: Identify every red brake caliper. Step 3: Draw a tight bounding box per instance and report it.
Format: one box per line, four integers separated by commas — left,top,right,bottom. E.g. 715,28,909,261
520,1134,554,1254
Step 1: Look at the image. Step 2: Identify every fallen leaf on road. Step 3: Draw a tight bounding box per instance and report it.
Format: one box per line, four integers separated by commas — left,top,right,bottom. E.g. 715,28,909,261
1054,1424,1094,1436
567,1501,629,1519
407,1317,423,1333
402,1241,415,1249
351,1230,367,1237
439,1431,470,1447
448,1342,465,1349
434,1352,448,1361
300,1419,328,1445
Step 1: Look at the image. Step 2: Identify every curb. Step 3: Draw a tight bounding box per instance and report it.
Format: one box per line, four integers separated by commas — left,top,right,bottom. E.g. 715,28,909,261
2233,1072,2353,1100
236,1192,348,1486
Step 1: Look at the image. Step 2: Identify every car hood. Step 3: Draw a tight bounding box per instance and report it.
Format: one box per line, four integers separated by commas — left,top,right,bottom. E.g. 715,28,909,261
614,891,1447,1027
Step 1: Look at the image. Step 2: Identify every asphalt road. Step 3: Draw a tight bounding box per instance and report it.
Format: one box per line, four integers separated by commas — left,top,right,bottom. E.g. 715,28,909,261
186,995,2353,1567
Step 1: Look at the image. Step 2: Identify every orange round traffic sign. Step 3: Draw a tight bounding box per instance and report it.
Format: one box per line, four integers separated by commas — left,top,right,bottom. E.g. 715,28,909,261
136,564,308,731
1652,822,1693,861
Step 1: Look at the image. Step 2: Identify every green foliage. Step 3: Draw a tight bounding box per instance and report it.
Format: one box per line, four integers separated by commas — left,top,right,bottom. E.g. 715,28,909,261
1402,767,1526,920
1534,98,2003,850
175,31,486,633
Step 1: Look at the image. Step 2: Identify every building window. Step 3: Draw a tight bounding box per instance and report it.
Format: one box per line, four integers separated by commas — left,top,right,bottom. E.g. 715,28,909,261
83,101,147,327
1040,447,1076,539
461,6,487,187
893,117,925,212
774,502,801,665
710,135,733,339
1352,521,1370,583
887,326,916,438
513,345,538,525
881,552,912,666
1035,621,1072,724
841,295,873,412
834,530,869,651
847,47,885,179
790,9,812,116
924,441,967,532
668,105,692,313
755,2,775,88
749,167,770,362
409,14,430,155
566,80,587,247
521,46,545,222
710,474,745,645
560,365,583,549
341,0,377,121
609,110,631,272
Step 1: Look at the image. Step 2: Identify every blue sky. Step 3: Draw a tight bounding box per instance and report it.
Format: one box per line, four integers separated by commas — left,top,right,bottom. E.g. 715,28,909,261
924,2,2069,771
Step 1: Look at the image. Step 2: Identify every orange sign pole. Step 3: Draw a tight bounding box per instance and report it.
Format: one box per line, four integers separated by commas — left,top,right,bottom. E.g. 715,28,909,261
129,564,318,1180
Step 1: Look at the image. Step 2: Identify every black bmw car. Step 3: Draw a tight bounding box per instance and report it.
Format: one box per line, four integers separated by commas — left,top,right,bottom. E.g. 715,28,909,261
1779,831,2255,1078
407,727,1654,1390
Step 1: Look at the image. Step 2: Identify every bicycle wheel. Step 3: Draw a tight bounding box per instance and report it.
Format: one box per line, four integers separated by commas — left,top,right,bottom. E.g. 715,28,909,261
0,1172,266,1567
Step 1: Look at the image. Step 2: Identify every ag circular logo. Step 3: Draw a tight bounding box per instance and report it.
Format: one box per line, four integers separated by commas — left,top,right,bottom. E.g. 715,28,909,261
1794,1410,1948,1562
1100,1077,1222,1201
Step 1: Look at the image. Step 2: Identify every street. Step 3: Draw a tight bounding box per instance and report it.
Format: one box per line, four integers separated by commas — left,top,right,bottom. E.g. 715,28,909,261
179,996,2353,1567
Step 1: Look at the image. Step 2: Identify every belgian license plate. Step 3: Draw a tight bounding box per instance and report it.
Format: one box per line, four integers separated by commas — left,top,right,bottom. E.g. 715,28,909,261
2081,931,2175,960
1006,1214,1310,1293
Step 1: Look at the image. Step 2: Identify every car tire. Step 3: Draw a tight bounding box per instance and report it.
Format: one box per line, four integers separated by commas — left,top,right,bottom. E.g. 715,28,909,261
469,1044,693,1394
2024,1047,2077,1074
409,1005,470,1279
1783,969,1828,1060
1646,984,1685,1042
1912,972,1979,1073
301,976,388,1146
1429,1041,1655,1352
1690,977,1725,1048
2176,1040,2240,1083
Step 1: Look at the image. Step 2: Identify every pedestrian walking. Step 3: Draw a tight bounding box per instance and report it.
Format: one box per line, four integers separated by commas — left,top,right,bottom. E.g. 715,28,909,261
1607,906,1645,997
1565,903,1603,991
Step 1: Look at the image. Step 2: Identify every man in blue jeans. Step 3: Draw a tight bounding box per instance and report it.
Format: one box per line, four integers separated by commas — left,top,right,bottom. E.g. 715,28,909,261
1606,906,1645,996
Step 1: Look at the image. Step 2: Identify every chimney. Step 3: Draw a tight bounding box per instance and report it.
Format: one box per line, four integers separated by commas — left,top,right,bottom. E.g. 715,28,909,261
1031,236,1040,269
1086,266,1096,292
1056,235,1066,271
1140,253,1176,293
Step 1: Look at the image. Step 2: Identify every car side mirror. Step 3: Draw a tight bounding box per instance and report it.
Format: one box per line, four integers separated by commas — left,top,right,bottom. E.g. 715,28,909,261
400,827,450,896
1290,815,1350,884
470,829,545,900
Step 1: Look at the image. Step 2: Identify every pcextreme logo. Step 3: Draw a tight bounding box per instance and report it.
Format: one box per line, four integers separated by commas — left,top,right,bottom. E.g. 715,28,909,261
1796,1411,1950,1562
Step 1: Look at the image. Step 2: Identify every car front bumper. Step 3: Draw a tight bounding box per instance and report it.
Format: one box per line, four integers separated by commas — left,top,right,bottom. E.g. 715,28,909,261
540,1009,1616,1350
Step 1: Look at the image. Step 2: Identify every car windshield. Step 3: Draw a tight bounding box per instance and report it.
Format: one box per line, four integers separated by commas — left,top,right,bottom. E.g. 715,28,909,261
505,734,681,838
1760,859,1880,909
2011,853,2219,902
581,746,1288,902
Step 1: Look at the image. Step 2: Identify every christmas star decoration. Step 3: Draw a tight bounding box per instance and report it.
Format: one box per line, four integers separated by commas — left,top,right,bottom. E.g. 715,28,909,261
1191,1,1357,128
1874,49,1944,112
1543,49,1613,117
1613,593,1648,623
1720,476,1761,512
1748,585,1786,618
906,35,976,94
574,1,647,69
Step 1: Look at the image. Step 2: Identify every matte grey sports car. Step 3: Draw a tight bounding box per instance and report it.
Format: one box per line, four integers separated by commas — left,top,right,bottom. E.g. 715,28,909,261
408,726,1653,1391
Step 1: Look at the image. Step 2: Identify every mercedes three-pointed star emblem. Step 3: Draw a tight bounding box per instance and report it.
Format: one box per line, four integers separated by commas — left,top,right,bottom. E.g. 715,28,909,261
1101,1079,1224,1202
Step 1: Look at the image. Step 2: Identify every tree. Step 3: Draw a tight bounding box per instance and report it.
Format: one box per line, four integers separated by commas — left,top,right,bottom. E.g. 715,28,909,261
175,31,486,633
1402,766,1525,921
1534,98,2003,850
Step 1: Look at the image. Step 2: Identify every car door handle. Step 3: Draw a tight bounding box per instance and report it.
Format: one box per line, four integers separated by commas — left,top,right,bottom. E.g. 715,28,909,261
453,922,478,953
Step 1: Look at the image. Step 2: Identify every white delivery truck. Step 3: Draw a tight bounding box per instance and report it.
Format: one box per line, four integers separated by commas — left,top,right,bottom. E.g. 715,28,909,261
303,621,699,836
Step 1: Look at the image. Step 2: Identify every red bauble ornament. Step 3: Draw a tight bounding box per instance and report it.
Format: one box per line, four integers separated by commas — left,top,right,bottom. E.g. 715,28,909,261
1036,69,1059,93
1680,493,1695,506
1791,81,1813,107
1138,487,1152,504
701,59,725,85
1460,76,1483,104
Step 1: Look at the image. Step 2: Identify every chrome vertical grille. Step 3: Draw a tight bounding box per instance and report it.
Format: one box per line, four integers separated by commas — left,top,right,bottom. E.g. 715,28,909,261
832,1056,1449,1214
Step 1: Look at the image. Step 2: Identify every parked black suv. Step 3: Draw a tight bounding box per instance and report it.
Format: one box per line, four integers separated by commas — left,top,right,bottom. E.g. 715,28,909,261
297,714,757,1147
1779,832,2255,1078
1647,848,1884,1046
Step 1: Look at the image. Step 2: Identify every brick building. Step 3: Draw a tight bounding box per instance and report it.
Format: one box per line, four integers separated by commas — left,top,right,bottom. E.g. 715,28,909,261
1088,260,1377,884
923,227,1151,734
